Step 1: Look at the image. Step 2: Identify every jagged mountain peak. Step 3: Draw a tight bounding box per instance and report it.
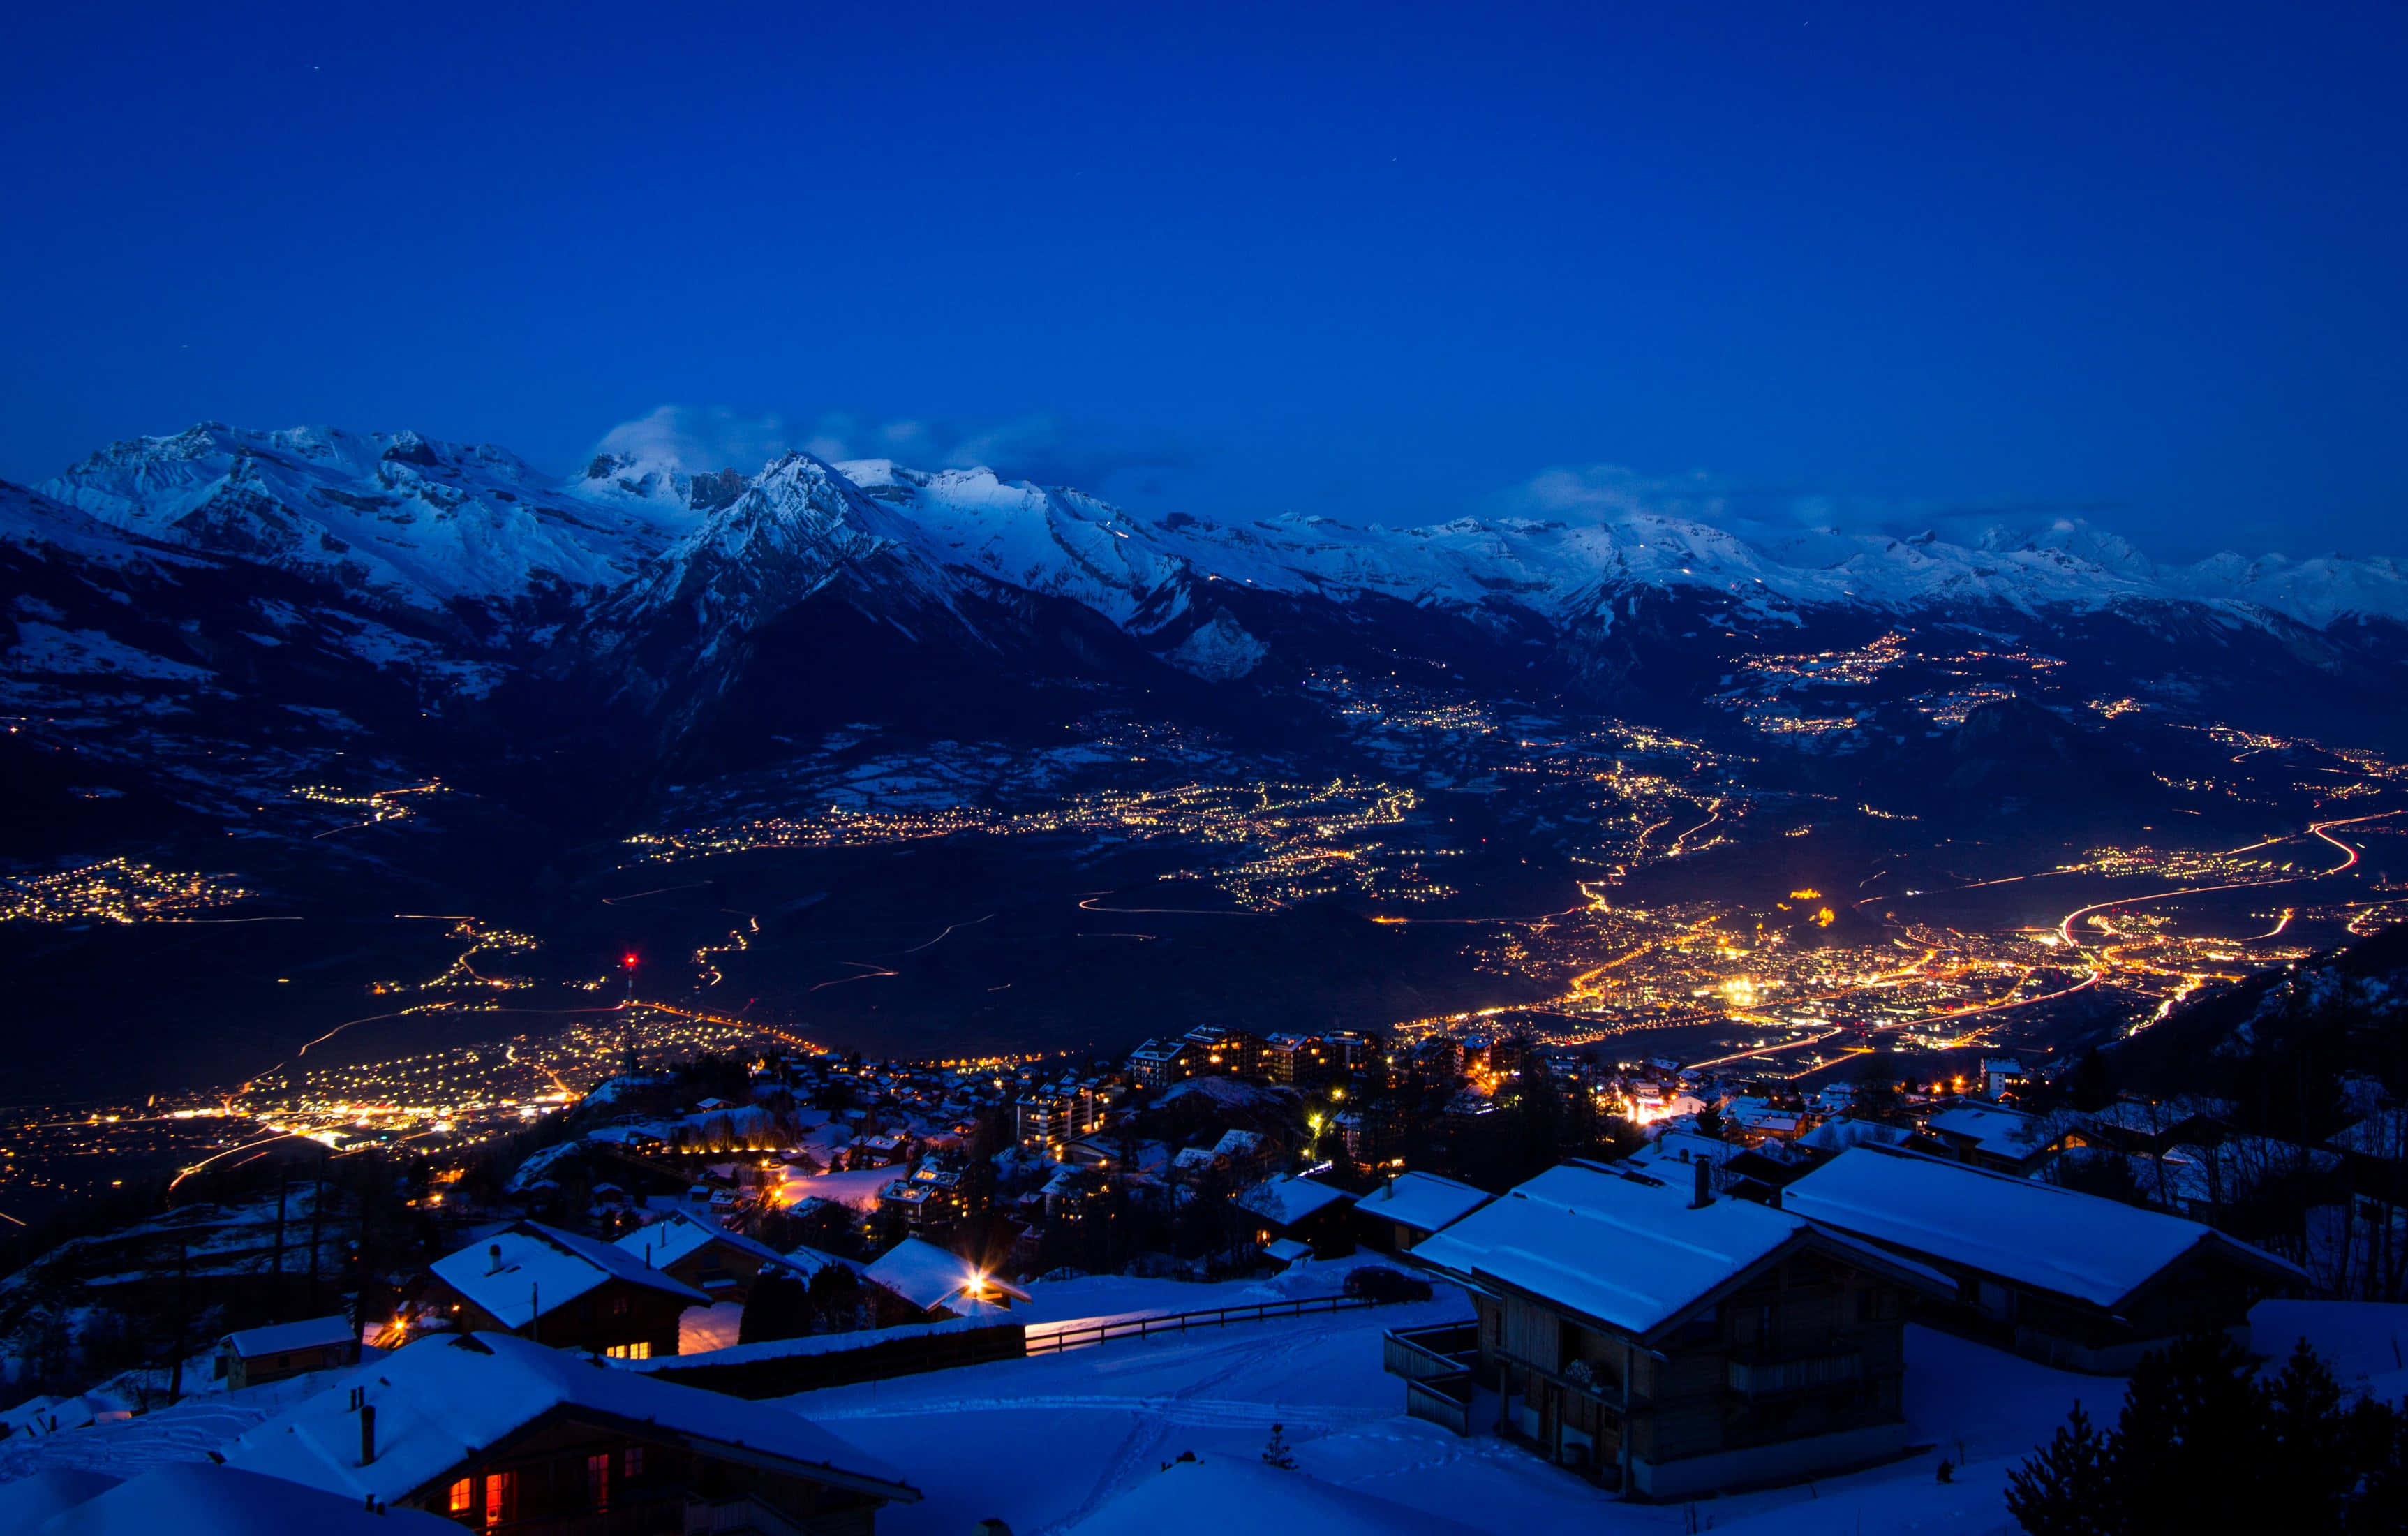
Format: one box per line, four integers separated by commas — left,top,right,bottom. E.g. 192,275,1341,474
38,422,685,620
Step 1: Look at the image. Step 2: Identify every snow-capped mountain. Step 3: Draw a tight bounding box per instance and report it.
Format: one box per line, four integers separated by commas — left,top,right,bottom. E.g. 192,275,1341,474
39,424,687,628
10,420,2407,758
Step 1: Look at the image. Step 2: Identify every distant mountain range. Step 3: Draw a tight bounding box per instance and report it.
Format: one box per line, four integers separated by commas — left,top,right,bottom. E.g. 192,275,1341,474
6,422,2406,830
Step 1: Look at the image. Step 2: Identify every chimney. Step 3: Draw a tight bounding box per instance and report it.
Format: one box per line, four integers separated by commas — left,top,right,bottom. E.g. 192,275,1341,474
1691,1157,1711,1209
487,1243,503,1275
359,1402,376,1466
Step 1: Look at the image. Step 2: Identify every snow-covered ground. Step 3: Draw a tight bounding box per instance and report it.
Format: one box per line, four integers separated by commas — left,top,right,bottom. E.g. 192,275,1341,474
0,1269,2104,1536
776,1285,2099,1536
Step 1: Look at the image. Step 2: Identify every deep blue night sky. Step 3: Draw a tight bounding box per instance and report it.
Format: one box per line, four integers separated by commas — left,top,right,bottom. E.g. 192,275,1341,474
4,1,2402,559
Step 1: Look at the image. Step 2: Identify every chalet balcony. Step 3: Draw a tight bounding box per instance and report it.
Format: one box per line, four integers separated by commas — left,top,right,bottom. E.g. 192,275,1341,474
1384,1321,1480,1437
1383,1320,1478,1382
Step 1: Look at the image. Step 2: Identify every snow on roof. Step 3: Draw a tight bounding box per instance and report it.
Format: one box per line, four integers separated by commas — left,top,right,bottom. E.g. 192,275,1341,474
865,1237,1030,1314
780,1243,868,1280
1235,1175,1353,1229
1355,1172,1493,1236
223,1315,356,1359
0,1469,121,1530
31,1463,461,1535
1781,1146,2305,1308
429,1221,707,1327
614,1211,787,1273
1060,1451,1485,1535
1263,1238,1313,1263
1923,1105,2054,1158
1155,1077,1291,1112
1410,1163,1819,1338
2326,1107,2408,1158
1798,1118,1911,1153
224,1332,918,1508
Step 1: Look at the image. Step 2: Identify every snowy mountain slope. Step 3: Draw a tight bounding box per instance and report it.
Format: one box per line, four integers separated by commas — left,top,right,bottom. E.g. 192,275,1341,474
38,424,684,625
826,462,2408,643
37,421,2408,650
16,421,2408,747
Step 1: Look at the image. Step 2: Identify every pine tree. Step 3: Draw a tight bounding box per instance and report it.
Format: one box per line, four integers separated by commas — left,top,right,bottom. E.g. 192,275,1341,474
2109,1331,2268,1535
2264,1338,2355,1527
2005,1400,2116,1536
2342,1394,2408,1536
737,1269,812,1345
1261,1423,1296,1470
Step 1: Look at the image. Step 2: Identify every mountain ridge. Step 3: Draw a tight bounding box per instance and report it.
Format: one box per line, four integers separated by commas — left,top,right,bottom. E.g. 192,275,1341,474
6,421,2407,790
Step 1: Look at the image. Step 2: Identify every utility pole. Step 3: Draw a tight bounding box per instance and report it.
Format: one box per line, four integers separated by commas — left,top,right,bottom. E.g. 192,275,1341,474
269,1174,290,1317
166,1239,189,1406
307,1155,327,1315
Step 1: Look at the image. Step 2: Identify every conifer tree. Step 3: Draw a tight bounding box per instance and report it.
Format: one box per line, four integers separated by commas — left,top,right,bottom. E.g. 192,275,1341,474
2003,1401,2116,1536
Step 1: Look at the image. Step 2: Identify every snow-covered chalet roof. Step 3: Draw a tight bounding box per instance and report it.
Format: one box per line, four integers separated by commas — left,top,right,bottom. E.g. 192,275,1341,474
1354,1172,1492,1236
865,1236,1030,1314
613,1210,787,1273
428,1221,706,1327
1235,1174,1353,1229
13,1463,461,1535
224,1331,918,1508
1780,1146,2305,1308
223,1314,357,1359
1922,1105,2056,1159
1410,1162,1942,1340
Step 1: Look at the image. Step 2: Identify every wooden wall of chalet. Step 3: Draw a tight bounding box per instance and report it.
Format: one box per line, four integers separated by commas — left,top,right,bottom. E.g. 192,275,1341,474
395,1415,884,1535
1475,1248,1908,1489
423,1276,689,1358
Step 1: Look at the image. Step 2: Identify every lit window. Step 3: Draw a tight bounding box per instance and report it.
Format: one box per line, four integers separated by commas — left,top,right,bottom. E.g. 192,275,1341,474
447,1478,472,1514
484,1470,514,1527
604,1341,652,1360
586,1452,611,1509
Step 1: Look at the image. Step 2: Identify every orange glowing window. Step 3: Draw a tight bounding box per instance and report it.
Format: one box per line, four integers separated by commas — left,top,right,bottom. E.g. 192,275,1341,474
447,1478,473,1515
484,1470,513,1527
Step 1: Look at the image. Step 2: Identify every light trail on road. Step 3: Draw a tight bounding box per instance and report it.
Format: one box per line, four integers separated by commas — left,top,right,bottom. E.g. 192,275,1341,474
900,914,994,954
1076,896,1262,917
2053,810,2397,947
808,961,898,993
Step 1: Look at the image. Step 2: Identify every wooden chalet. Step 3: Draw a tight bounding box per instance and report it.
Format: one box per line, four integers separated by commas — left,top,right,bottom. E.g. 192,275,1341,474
613,1211,791,1304
224,1331,920,1533
1397,1160,1947,1499
1782,1144,2306,1372
1235,1174,1357,1264
419,1221,708,1361
221,1313,361,1390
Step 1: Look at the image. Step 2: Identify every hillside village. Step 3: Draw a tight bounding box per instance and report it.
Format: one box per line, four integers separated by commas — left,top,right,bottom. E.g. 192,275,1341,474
6,933,2408,1533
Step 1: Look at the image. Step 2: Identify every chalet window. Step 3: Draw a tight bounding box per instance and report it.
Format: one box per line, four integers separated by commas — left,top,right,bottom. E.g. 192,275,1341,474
610,1294,630,1316
604,1341,652,1360
483,1470,514,1528
447,1478,473,1515
586,1452,611,1509
624,1445,645,1479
